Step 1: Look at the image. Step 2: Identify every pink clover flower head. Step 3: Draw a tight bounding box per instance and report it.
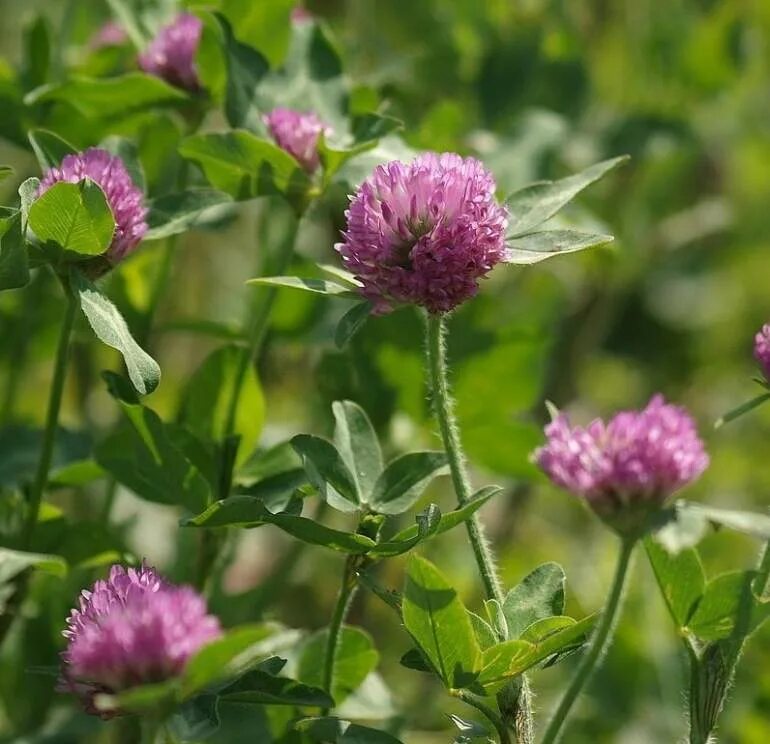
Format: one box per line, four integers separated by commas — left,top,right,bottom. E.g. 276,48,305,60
535,395,709,532
59,563,222,716
264,108,330,173
138,13,203,91
754,324,770,380
291,7,313,23
89,21,128,50
336,152,508,314
37,148,148,266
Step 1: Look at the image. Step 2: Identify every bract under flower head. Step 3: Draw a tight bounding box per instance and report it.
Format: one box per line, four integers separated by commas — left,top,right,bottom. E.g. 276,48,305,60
336,152,508,314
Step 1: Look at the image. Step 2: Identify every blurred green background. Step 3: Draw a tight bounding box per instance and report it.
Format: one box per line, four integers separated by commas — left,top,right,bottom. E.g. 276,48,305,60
2,0,770,742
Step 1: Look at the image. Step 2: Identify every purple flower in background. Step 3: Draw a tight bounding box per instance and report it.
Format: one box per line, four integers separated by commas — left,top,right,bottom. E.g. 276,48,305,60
336,152,508,314
138,13,202,91
754,324,770,380
89,21,128,50
535,395,708,530
60,563,221,716
264,108,330,173
291,6,313,23
37,148,147,265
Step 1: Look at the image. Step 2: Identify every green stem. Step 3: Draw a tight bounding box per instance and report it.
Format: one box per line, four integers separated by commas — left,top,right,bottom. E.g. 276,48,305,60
322,556,358,715
452,689,512,744
541,537,636,744
425,313,502,603
21,285,77,548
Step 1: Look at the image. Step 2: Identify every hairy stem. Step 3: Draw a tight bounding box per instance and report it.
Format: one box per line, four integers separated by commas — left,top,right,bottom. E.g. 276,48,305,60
22,283,77,547
425,313,502,601
452,689,512,744
322,556,358,715
425,314,533,741
541,537,636,744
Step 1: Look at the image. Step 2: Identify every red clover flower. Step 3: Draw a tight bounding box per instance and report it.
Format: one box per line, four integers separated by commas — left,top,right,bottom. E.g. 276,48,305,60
59,563,221,717
264,108,330,174
138,13,203,92
535,395,709,533
336,152,508,314
754,323,770,380
37,148,148,266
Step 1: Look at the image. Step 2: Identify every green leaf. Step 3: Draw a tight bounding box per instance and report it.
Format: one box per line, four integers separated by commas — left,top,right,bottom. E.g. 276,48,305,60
715,392,770,428
255,18,347,131
71,270,160,395
179,131,312,210
679,501,770,542
0,547,66,585
298,626,379,706
247,275,358,296
0,214,30,291
214,13,270,131
505,230,614,265
25,73,186,118
95,396,210,513
180,345,265,465
448,714,491,742
370,487,500,557
291,434,360,509
168,695,220,742
688,571,770,642
295,717,405,744
506,156,629,236
183,497,376,554
402,555,480,688
477,640,534,687
220,669,333,707
21,15,51,91
332,400,383,501
369,452,448,515
180,624,284,697
335,301,371,349
145,189,233,240
645,537,705,628
28,181,115,257
28,129,77,171
502,562,566,639
0,166,13,181
18,178,40,226
105,680,178,715
468,611,498,650
319,114,403,181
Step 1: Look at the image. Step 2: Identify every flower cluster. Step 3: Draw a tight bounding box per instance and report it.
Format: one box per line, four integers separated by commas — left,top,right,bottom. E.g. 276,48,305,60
265,108,330,173
754,324,770,380
37,148,147,265
138,13,203,91
535,395,708,530
336,152,508,314
60,564,221,716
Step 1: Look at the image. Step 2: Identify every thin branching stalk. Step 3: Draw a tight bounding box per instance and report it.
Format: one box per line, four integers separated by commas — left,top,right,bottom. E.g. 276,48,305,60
451,689,512,744
541,537,636,744
22,280,77,547
322,556,358,715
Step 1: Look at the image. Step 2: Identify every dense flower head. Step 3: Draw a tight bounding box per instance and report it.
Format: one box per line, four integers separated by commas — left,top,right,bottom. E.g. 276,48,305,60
754,324,770,380
138,13,202,91
336,152,508,314
60,563,221,716
534,395,709,528
38,148,147,265
264,108,330,173
89,21,128,50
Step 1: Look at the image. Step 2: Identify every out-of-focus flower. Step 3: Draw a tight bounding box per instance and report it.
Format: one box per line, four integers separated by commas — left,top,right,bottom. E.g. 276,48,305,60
336,152,508,314
534,395,709,533
37,148,147,266
291,6,313,23
89,21,128,50
138,13,202,91
60,563,221,717
264,108,330,174
754,324,770,380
